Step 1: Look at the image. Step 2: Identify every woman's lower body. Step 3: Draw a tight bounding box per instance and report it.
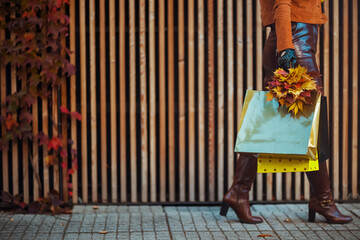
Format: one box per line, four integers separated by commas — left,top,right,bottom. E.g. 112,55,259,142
220,22,352,224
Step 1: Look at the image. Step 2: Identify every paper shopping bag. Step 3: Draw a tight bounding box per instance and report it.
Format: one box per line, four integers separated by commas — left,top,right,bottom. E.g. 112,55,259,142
234,90,321,173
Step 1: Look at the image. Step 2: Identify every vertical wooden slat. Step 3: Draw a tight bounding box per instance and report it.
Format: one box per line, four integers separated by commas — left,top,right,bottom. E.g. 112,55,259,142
342,0,349,200
168,0,176,202
110,0,117,203
304,172,310,200
52,89,59,192
246,0,253,90
43,98,50,197
236,0,243,123
1,29,9,193
351,0,358,200
140,0,148,202
22,80,29,203
99,0,107,203
226,0,234,191
178,0,186,202
89,0,97,202
255,0,263,201
79,0,88,203
60,7,68,203
207,0,216,202
11,50,18,196
216,0,224,201
119,0,127,202
32,97,39,200
197,0,205,202
149,0,157,202
332,0,340,200
295,172,301,200
159,0,166,202
129,0,137,202
69,0,78,203
188,0,195,202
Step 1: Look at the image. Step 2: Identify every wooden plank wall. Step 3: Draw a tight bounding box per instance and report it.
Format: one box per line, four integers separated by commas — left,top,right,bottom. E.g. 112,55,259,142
0,0,359,203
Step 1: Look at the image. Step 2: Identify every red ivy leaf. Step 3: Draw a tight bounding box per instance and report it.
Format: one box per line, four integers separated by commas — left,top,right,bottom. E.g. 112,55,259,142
61,161,67,169
37,132,48,146
69,191,73,197
71,112,81,121
60,149,68,158
47,137,63,151
68,168,75,175
60,106,70,115
5,114,19,130
67,182,73,189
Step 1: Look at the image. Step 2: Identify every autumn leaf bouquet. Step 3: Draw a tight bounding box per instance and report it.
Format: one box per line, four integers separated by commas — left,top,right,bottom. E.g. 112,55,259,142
266,65,322,116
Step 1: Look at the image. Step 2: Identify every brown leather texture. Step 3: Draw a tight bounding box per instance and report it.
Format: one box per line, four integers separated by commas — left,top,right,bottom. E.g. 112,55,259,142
306,162,353,223
263,22,321,88
222,154,263,224
259,0,327,52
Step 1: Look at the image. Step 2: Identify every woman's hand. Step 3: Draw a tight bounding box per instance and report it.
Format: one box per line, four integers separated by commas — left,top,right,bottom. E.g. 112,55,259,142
278,48,296,71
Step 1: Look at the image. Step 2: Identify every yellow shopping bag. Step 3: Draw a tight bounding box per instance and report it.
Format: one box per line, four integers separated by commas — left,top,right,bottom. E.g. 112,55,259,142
234,90,321,173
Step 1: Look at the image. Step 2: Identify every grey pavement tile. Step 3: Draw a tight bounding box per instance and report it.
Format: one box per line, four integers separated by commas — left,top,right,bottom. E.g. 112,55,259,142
130,231,142,240
274,230,295,240
351,231,360,239
302,230,320,240
171,231,187,240
314,230,334,239
197,231,213,240
78,233,93,240
63,233,79,240
104,233,118,240
235,231,252,240
35,233,51,240
117,232,130,240
339,230,360,240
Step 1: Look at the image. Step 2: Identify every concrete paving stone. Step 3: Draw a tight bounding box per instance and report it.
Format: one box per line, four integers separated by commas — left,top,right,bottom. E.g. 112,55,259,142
339,230,360,239
273,230,295,240
171,232,187,240
63,233,79,240
151,206,163,213
314,230,334,239
128,206,140,213
235,231,252,240
289,229,308,239
351,231,360,239
35,233,52,240
129,231,142,240
104,233,118,240
78,233,93,240
91,233,105,240
117,232,130,239
72,205,86,213
8,233,24,240
223,231,239,239
117,206,129,213
197,231,213,240
142,232,156,240
210,232,227,240
302,230,320,239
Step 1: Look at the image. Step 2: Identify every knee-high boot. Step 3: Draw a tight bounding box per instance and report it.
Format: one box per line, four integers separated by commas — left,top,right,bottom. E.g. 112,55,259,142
219,154,263,224
306,161,352,223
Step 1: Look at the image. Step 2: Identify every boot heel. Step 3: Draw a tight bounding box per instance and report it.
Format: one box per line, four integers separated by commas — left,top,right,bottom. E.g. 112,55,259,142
308,209,316,222
220,202,229,216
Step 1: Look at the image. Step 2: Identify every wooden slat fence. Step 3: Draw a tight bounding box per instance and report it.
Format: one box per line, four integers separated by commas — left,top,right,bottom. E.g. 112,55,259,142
0,0,359,203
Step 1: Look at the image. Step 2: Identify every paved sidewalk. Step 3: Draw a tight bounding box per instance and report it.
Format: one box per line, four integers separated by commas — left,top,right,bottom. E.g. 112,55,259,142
0,203,359,240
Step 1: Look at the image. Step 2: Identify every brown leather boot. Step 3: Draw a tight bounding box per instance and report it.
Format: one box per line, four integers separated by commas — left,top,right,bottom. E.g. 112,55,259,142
219,154,263,224
306,161,352,223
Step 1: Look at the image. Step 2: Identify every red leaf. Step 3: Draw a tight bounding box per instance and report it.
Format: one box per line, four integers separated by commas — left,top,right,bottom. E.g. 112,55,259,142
69,191,73,197
71,112,81,121
5,114,19,130
61,161,67,169
68,168,75,175
60,106,71,115
18,202,26,209
67,183,73,189
60,149,68,158
37,132,48,146
47,137,63,151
